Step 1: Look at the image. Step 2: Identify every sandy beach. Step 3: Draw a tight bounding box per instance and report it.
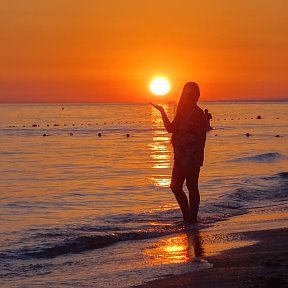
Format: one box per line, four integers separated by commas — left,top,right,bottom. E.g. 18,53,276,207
135,215,288,288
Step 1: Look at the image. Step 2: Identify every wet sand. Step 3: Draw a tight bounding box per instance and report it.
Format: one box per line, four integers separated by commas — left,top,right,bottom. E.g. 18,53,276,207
135,226,288,288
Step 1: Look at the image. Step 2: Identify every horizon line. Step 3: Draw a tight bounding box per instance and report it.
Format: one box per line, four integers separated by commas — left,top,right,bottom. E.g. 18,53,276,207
0,98,288,105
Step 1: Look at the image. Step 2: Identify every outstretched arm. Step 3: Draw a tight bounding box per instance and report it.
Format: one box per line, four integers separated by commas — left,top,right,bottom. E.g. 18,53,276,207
150,103,173,133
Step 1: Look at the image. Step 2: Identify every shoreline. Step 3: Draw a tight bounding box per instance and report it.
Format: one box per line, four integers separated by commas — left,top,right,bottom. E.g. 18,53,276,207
134,217,288,288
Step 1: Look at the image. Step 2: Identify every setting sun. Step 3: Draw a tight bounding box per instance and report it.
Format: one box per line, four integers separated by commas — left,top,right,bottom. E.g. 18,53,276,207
149,77,171,96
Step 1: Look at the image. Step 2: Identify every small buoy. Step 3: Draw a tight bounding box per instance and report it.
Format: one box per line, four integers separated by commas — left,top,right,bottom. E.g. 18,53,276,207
98,133,102,137
246,133,251,137
256,115,262,119
126,133,130,138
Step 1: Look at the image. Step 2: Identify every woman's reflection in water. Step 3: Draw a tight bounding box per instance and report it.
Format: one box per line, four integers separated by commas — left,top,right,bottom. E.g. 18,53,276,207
145,229,204,265
187,229,204,261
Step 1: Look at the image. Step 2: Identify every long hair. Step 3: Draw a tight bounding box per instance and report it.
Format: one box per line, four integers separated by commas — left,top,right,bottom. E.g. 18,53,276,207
176,82,200,115
171,82,200,145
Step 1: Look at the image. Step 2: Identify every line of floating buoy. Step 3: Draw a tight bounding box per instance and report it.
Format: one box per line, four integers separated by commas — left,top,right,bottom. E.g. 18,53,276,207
39,132,282,138
214,116,270,121
7,121,145,128
40,132,132,137
243,133,284,138
8,117,285,129
244,133,282,138
211,133,282,138
9,116,283,129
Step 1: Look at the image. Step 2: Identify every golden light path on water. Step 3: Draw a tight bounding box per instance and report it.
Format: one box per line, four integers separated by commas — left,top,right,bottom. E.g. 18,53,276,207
149,104,172,187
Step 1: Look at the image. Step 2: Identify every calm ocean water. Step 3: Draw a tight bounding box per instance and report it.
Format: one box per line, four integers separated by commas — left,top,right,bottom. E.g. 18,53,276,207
0,102,287,287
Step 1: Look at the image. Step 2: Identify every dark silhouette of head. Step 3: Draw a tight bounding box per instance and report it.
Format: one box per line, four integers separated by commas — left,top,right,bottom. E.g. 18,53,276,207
176,82,200,115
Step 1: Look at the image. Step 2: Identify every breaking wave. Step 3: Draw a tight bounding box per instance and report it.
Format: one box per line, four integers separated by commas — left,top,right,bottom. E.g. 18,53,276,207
231,152,284,163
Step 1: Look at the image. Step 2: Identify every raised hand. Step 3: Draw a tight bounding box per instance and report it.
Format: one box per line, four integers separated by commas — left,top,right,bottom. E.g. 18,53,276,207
150,103,164,113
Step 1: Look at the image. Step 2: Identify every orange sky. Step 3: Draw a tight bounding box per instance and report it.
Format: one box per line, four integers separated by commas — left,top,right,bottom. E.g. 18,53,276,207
1,0,288,103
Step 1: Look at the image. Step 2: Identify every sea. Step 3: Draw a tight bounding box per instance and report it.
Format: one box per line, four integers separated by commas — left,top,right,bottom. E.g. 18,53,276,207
0,102,287,287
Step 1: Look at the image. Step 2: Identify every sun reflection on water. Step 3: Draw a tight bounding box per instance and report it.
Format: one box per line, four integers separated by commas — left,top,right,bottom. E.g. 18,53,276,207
145,231,204,265
151,177,171,187
149,105,173,187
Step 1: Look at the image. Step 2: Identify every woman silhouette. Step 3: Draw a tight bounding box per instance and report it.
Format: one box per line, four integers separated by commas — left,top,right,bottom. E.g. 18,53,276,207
151,82,206,223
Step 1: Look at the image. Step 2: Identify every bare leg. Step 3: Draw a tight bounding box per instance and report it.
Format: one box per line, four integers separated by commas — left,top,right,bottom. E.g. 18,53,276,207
170,164,190,222
186,167,201,223
170,186,190,222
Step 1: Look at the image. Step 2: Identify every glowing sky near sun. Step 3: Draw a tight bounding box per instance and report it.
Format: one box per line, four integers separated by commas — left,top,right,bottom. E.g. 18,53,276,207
0,0,288,103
